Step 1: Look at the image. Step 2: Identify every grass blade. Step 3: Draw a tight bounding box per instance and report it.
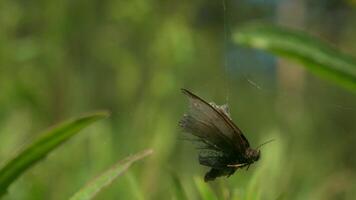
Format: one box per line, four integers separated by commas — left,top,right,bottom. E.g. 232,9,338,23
0,111,109,197
194,177,218,200
69,149,153,200
233,23,356,91
171,173,188,200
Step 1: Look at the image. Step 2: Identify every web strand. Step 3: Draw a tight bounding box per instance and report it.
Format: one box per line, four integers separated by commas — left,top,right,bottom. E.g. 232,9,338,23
222,0,230,104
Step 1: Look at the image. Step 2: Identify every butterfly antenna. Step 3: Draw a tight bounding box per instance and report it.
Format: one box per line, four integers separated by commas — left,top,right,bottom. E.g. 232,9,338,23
256,139,275,149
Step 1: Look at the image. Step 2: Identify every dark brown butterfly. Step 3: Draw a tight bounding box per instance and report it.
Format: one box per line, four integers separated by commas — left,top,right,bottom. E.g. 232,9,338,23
179,88,260,181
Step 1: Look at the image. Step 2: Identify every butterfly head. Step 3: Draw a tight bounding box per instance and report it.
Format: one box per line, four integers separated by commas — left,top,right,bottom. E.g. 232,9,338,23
246,138,274,162
246,148,260,163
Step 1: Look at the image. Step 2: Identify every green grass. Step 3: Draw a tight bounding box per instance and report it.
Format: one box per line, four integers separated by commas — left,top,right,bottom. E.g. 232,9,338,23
69,149,153,200
0,112,109,197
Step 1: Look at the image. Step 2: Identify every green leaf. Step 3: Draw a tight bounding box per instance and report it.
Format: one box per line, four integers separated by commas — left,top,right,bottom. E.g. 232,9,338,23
69,149,153,200
194,177,218,200
233,23,356,92
0,111,109,197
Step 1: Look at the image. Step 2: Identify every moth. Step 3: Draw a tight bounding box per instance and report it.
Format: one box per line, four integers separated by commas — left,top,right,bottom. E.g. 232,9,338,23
179,88,260,181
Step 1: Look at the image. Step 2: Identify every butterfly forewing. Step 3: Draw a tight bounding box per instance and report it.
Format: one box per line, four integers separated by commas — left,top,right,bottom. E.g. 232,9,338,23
181,89,249,153
180,114,234,153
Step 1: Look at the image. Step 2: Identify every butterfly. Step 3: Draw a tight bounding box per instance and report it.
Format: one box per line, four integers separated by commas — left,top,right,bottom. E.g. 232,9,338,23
179,88,260,181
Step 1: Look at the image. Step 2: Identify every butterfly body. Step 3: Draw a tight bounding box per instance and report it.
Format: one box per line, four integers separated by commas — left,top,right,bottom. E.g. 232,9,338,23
179,89,260,181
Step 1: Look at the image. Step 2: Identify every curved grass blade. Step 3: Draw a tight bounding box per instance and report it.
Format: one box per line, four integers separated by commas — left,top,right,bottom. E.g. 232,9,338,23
171,173,188,200
0,111,109,197
69,149,153,200
233,24,356,92
194,177,218,200
245,168,262,200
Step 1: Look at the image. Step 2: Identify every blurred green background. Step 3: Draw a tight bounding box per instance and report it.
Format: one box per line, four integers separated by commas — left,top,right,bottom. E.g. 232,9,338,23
1,0,356,199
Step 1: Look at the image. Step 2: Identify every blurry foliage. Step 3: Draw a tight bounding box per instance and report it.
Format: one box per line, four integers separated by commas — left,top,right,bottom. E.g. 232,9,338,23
233,23,356,92
0,0,356,199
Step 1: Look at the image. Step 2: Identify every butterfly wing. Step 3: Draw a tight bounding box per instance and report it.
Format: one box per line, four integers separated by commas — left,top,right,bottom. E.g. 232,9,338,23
179,89,250,155
204,168,236,182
